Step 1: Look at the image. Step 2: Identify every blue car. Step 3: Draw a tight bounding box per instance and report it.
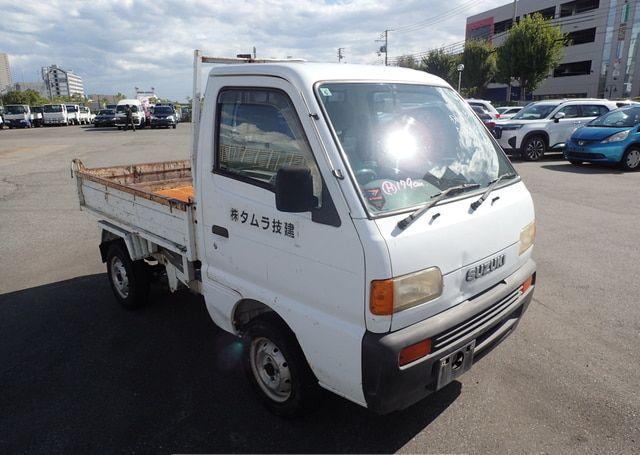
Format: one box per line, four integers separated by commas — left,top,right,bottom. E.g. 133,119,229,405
565,105,640,171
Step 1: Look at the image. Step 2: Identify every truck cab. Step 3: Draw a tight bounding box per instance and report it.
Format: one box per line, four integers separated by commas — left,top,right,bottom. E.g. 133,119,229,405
31,106,45,127
3,104,32,128
65,104,81,125
78,106,92,125
43,104,69,126
73,56,536,416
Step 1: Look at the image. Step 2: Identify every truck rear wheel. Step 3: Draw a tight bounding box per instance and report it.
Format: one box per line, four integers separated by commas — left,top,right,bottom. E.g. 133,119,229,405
242,314,320,417
106,243,150,309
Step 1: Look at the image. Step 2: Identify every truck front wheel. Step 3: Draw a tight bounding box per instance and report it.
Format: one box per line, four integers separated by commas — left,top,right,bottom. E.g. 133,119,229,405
106,243,149,309
242,314,320,417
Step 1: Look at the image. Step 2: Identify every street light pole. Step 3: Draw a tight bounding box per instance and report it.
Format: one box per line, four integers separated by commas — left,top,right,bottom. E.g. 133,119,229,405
457,64,465,93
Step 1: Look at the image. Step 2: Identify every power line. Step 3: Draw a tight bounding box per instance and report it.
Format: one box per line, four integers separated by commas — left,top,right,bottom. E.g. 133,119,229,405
388,4,630,64
391,0,480,34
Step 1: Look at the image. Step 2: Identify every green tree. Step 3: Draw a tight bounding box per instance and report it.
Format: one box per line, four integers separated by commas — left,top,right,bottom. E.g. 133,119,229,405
1,89,48,106
461,40,496,97
497,13,564,100
395,55,419,69
420,49,457,85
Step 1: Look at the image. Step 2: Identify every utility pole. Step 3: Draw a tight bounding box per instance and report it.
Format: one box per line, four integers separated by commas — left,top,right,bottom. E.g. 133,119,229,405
253,46,257,59
376,30,390,66
337,47,345,63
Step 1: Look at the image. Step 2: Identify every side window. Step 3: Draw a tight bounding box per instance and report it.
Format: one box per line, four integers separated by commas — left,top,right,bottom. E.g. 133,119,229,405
558,104,580,118
581,105,606,117
216,88,321,198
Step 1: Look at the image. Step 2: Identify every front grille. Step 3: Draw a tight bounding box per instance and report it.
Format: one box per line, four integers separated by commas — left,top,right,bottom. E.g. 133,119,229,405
432,288,521,351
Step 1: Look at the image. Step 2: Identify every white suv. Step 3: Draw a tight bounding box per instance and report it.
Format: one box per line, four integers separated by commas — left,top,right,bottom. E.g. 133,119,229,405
493,99,618,161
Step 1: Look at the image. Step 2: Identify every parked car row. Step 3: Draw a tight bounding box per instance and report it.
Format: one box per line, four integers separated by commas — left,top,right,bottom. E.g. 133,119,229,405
0,103,97,129
1,101,186,130
469,97,640,171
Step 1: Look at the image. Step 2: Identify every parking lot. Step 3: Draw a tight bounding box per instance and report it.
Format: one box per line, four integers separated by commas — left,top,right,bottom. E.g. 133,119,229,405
1,125,639,453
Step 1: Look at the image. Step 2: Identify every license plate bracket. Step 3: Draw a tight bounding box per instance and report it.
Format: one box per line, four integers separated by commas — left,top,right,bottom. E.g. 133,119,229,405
436,340,475,390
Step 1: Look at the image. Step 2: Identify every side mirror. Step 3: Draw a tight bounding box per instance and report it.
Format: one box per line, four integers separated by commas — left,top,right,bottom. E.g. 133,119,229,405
554,112,566,123
275,166,316,213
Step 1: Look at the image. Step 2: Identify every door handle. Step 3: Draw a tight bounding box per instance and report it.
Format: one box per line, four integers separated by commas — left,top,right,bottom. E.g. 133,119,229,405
573,121,582,125
212,225,229,238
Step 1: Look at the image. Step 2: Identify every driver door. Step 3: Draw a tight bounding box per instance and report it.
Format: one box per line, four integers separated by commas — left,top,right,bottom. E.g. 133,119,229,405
197,76,366,402
547,104,582,147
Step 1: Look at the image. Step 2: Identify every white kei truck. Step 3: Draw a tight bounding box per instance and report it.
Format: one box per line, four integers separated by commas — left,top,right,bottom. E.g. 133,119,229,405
71,51,537,416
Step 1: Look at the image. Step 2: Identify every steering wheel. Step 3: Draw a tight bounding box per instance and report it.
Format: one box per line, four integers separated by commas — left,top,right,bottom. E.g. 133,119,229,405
355,168,378,184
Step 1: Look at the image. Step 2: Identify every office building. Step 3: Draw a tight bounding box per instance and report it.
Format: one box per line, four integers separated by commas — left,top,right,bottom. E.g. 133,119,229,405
0,53,12,91
41,65,85,98
466,0,640,100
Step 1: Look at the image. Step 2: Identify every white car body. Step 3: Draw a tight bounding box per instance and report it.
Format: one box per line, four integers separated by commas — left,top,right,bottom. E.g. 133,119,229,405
466,99,499,118
3,104,32,128
66,104,81,125
115,99,145,127
496,106,522,119
72,56,537,414
43,104,69,125
493,99,618,160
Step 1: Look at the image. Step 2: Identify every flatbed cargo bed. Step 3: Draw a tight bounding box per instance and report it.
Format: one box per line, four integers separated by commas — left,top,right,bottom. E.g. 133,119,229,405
72,159,198,263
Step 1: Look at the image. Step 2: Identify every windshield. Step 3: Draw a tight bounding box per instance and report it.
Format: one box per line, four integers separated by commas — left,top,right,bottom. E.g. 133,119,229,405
512,103,558,120
317,83,515,215
99,109,115,115
154,106,173,115
5,105,26,114
66,105,77,112
116,105,138,113
43,105,63,113
588,107,640,127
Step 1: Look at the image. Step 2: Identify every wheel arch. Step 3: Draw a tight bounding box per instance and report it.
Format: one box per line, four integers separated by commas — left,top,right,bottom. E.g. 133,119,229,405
522,130,550,148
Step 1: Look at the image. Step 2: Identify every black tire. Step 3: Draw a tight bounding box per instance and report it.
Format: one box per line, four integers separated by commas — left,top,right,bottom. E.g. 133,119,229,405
117,126,122,130
621,147,640,171
569,160,582,165
522,135,547,161
172,124,176,129
242,313,320,417
105,243,150,309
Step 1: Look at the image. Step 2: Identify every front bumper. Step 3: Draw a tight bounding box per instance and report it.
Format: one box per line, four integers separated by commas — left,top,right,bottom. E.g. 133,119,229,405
44,118,67,124
151,118,175,126
362,259,536,414
564,141,624,163
6,119,30,127
94,119,116,127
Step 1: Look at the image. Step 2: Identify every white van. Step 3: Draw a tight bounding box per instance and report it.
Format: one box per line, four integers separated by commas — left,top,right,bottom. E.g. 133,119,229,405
65,104,81,125
73,54,536,416
43,104,69,126
115,99,145,129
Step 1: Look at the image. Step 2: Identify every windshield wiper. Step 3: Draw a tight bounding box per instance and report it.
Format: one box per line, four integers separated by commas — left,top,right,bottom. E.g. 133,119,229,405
470,173,517,211
397,183,481,231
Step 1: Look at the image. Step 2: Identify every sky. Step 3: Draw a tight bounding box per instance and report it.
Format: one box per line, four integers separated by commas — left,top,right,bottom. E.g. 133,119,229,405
0,0,507,101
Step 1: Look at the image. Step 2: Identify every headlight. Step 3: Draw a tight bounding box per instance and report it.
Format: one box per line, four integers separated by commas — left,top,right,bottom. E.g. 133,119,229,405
370,267,443,315
167,115,174,121
519,220,536,255
601,130,630,143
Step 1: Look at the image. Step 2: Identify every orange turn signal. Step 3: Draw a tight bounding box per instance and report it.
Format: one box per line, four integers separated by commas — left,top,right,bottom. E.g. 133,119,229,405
520,275,534,294
399,339,432,366
370,279,394,315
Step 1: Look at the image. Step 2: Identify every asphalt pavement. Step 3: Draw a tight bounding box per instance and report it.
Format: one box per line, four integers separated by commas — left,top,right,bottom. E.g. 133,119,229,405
1,125,639,454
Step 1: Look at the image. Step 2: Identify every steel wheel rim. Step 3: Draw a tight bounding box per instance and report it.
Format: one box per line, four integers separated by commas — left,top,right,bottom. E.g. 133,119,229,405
250,337,292,402
110,256,129,298
626,150,640,168
526,139,545,160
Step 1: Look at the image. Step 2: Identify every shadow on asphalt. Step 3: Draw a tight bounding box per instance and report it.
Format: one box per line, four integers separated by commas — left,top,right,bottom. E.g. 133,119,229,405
0,274,459,453
541,163,624,174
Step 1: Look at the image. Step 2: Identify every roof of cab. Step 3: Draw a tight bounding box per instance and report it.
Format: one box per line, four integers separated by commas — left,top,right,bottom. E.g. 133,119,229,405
208,62,450,89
